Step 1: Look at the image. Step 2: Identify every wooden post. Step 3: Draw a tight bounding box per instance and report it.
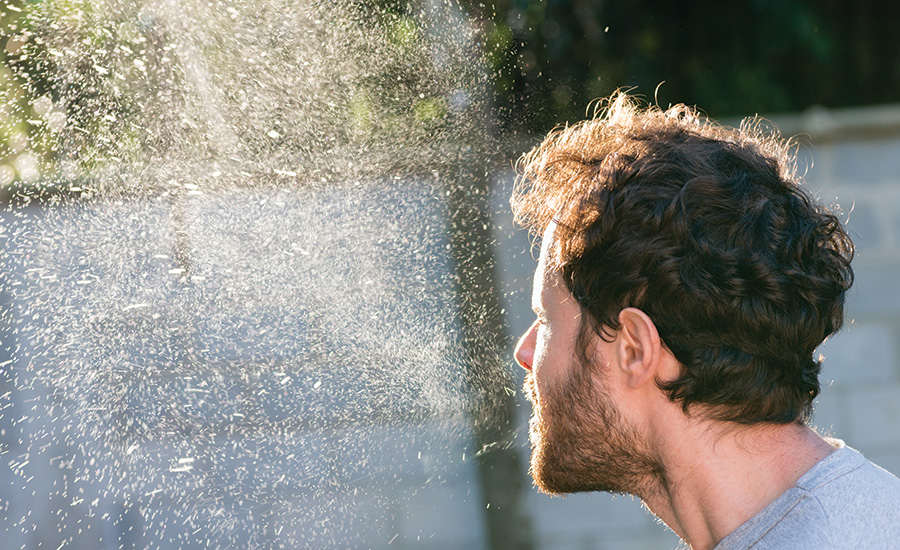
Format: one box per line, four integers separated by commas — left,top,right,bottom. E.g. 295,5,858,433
444,164,535,550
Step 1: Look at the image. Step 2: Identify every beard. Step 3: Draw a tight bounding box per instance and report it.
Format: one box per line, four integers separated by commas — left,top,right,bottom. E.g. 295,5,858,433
524,361,662,496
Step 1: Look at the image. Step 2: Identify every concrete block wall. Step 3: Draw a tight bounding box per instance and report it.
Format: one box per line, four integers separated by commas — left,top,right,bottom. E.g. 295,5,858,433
807,137,900,477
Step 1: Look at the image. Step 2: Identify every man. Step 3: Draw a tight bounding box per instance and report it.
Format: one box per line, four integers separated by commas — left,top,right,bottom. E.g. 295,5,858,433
511,92,900,549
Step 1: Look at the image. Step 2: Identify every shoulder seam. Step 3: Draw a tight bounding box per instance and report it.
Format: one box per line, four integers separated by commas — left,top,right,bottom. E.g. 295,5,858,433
745,493,807,549
803,459,865,491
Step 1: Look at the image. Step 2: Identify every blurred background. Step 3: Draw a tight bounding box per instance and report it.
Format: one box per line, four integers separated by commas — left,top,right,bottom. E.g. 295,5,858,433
2,1,900,548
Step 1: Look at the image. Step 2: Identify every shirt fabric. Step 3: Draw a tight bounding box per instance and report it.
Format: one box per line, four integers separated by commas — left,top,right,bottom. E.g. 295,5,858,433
713,441,900,549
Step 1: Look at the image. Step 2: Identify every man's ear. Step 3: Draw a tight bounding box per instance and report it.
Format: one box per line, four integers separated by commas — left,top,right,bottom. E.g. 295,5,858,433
615,307,662,388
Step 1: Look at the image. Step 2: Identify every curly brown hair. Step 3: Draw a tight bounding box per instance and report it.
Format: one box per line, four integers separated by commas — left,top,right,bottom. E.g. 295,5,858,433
511,92,854,424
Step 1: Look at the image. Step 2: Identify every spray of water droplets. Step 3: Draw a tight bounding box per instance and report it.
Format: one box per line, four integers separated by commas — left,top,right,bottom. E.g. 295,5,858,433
0,1,524,547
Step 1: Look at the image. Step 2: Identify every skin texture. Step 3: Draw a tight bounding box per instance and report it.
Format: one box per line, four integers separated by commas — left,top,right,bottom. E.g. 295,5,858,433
514,222,837,550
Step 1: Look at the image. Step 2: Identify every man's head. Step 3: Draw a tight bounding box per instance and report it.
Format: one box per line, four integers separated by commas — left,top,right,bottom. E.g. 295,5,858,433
512,92,854,494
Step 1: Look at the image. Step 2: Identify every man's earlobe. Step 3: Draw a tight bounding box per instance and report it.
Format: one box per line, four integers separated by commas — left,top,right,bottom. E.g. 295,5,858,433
616,307,662,388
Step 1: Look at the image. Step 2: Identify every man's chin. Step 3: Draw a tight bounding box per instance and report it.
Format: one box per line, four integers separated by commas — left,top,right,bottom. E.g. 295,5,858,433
530,445,584,496
531,453,624,495
528,442,560,496
529,430,580,495
528,424,628,496
527,412,571,494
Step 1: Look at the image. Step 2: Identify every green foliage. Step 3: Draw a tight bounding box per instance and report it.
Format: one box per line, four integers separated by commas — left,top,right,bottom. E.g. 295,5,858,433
0,0,158,192
6,0,900,190
0,1,49,187
0,0,494,192
388,16,419,48
461,0,900,134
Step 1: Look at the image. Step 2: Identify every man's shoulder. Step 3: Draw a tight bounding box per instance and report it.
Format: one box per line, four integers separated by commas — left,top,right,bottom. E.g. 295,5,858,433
716,445,900,550
800,447,900,547
801,445,900,512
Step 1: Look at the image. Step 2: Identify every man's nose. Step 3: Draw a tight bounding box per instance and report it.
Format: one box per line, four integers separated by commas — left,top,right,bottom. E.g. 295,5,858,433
514,320,538,370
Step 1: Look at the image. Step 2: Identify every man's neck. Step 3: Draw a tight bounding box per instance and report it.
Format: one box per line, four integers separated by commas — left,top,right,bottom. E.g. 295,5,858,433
639,421,837,550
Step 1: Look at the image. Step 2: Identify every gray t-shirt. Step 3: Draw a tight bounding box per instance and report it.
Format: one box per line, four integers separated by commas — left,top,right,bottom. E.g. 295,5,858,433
714,441,900,549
